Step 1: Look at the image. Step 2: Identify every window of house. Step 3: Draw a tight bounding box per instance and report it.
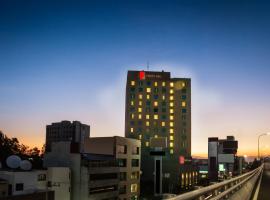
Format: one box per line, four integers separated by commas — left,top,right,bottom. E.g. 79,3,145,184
118,159,127,167
131,171,140,180
132,146,140,155
119,172,127,181
16,183,23,191
131,184,138,193
117,145,127,154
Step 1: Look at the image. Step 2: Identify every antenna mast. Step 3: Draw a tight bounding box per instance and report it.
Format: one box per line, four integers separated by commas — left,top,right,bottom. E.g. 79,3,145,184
147,61,149,71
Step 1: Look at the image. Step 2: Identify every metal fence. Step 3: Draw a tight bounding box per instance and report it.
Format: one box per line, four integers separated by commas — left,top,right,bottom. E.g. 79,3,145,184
169,164,263,200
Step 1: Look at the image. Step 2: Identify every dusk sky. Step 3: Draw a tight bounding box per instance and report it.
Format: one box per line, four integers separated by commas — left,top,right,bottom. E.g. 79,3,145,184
1,0,270,157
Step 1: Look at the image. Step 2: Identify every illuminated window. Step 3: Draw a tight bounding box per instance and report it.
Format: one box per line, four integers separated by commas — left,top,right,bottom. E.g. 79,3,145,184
139,134,142,140
170,109,174,114
131,101,134,106
154,115,158,120
138,114,142,119
170,129,174,134
130,128,134,133
170,96,174,100
154,82,158,87
161,122,166,127
146,94,150,99
131,114,135,119
139,101,142,106
162,82,166,87
170,122,174,127
139,94,143,99
170,115,174,120
154,135,158,138
182,82,186,87
170,89,174,94
131,81,135,86
138,108,142,112
170,135,174,140
146,121,150,126
170,142,174,147
170,102,174,107
170,149,174,154
146,114,150,119
162,95,165,100
131,184,138,193
170,82,174,87
154,101,158,106
146,88,151,93
145,141,149,147
182,101,186,107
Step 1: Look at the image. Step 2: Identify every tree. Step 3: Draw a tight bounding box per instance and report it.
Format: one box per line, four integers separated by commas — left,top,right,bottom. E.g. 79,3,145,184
0,130,44,169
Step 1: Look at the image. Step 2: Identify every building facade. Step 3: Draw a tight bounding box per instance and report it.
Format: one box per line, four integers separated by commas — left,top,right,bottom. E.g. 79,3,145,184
45,121,90,152
208,136,238,182
84,136,141,200
44,140,130,200
125,70,191,194
0,167,68,200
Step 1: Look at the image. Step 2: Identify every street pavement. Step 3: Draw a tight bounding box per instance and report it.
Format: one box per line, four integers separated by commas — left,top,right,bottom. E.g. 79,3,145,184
257,161,270,200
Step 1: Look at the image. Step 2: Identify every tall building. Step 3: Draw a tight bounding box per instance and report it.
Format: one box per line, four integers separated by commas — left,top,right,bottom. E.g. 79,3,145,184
125,70,192,194
45,121,90,152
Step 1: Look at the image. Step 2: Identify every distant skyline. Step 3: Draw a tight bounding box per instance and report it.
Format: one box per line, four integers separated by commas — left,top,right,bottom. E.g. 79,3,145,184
1,0,270,157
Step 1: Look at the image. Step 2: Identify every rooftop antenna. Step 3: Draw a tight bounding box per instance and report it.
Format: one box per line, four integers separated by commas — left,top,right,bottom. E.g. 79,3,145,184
147,61,150,71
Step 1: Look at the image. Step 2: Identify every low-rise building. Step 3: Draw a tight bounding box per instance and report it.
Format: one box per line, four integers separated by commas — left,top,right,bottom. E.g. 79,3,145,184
0,167,70,200
208,136,238,182
84,136,141,200
44,141,120,200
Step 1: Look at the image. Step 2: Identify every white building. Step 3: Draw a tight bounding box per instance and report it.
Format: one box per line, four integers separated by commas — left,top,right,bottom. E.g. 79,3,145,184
0,167,70,200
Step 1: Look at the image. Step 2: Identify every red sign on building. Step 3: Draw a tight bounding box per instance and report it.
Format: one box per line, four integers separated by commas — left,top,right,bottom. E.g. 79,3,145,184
179,156,185,165
139,71,145,80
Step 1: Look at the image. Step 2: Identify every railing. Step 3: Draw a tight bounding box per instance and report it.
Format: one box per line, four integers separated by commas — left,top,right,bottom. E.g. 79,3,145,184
169,164,264,200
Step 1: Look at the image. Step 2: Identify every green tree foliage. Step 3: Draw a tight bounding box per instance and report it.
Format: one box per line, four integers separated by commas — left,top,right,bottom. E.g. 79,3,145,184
0,130,43,169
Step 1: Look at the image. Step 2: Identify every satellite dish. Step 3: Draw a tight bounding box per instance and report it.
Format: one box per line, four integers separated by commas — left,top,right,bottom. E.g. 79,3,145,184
20,160,32,171
6,155,21,169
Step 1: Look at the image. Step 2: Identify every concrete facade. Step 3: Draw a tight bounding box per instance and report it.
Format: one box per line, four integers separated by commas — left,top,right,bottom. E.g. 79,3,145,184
44,141,121,200
208,136,238,181
46,121,90,152
84,136,141,200
0,167,69,200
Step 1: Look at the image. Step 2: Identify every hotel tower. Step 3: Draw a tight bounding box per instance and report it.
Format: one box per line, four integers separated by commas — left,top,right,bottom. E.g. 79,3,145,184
125,70,192,194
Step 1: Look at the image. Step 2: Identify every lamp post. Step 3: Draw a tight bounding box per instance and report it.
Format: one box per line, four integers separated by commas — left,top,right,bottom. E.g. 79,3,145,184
258,132,270,160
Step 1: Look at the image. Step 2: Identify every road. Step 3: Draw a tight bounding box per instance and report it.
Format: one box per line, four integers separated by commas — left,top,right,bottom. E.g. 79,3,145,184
257,161,270,200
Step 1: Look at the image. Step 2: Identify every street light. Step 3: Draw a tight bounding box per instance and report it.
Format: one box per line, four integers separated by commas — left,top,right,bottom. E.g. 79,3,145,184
258,132,270,159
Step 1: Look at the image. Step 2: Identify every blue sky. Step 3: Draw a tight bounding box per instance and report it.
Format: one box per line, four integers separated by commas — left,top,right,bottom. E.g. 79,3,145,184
1,0,270,156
